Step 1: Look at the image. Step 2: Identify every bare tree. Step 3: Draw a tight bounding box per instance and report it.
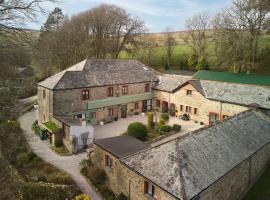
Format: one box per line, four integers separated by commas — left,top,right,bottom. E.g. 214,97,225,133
184,12,210,58
164,28,176,68
213,0,270,72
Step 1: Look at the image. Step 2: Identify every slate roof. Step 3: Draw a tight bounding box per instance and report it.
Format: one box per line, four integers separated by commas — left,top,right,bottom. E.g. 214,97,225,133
94,136,149,159
54,116,82,126
154,74,191,92
201,80,270,110
122,111,270,200
193,70,270,86
38,59,159,90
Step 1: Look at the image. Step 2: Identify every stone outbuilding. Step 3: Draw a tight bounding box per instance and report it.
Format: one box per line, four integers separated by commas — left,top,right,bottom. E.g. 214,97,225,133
92,110,270,200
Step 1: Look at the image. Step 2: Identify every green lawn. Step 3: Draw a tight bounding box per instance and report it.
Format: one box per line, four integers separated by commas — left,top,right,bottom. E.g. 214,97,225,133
243,165,270,200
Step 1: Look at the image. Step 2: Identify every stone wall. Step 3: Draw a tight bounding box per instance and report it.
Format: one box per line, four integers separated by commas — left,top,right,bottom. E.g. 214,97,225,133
92,141,270,200
198,142,270,200
38,86,54,124
52,82,153,117
91,144,177,200
154,84,248,125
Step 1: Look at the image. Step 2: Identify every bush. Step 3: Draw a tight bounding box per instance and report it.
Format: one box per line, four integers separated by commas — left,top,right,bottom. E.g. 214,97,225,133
172,124,181,132
116,193,128,200
27,151,37,161
127,122,147,141
160,113,169,122
47,172,75,185
159,125,172,134
16,152,29,166
89,167,106,185
98,185,115,199
73,193,91,200
159,119,165,126
147,112,154,128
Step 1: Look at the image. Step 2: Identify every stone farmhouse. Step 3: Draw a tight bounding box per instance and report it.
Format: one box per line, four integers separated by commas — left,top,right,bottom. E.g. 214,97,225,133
91,110,270,200
37,59,270,152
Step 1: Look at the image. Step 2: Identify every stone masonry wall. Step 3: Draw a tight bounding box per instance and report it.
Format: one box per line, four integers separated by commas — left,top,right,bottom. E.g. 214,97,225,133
154,84,248,125
92,141,270,200
38,86,54,124
53,82,153,117
91,144,176,200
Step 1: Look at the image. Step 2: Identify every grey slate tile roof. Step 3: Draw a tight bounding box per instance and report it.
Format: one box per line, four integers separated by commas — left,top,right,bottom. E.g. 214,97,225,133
122,111,270,200
94,136,149,159
38,59,158,90
200,80,270,110
154,74,191,92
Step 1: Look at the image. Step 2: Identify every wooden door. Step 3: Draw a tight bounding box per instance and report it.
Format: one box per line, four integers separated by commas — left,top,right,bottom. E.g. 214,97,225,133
121,104,127,118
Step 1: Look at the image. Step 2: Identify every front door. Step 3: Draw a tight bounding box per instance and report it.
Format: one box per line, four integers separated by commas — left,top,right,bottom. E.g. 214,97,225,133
209,113,219,125
121,104,127,118
142,100,148,112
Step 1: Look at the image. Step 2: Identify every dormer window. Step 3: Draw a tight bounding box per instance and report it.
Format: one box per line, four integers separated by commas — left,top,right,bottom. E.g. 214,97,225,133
122,86,128,95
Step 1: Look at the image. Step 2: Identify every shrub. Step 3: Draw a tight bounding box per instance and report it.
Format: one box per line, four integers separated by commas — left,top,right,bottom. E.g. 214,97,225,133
147,112,154,128
89,167,106,185
80,166,89,177
127,122,147,141
47,172,75,185
159,125,171,134
159,119,165,126
116,193,128,200
160,113,169,122
172,124,181,132
16,152,29,166
73,193,91,200
27,151,37,161
98,185,115,199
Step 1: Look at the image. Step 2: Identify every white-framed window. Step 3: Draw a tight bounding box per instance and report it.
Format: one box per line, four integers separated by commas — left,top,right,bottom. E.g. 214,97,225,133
144,181,157,199
186,90,192,96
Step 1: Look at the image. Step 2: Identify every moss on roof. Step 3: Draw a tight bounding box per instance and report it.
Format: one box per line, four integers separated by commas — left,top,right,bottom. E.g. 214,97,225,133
43,121,61,133
193,70,270,86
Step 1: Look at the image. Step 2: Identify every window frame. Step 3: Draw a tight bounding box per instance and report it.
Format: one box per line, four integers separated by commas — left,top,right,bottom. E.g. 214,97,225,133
135,102,139,109
107,87,114,97
105,154,113,168
180,105,183,112
82,89,90,100
43,89,46,99
194,108,198,115
156,99,160,108
145,83,150,92
186,106,192,113
108,108,114,117
186,90,192,96
122,85,128,95
144,181,157,199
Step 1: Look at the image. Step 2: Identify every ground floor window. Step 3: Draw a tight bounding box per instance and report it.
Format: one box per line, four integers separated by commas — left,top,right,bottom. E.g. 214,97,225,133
156,99,160,107
108,108,114,116
194,108,198,115
144,181,157,199
135,102,139,109
105,154,113,168
180,105,183,111
186,106,192,113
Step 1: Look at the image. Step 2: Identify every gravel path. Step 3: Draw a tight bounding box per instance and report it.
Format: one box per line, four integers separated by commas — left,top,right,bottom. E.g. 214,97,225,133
18,110,102,200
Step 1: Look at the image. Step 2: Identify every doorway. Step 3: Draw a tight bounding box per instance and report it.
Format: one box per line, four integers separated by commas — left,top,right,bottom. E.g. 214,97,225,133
209,112,219,125
121,104,127,118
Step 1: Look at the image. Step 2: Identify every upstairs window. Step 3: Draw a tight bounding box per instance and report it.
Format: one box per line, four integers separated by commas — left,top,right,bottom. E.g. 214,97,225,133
194,108,198,115
144,181,157,199
145,83,150,92
180,105,183,111
82,90,89,100
43,89,46,99
105,154,113,168
186,90,192,96
186,106,192,113
107,87,114,97
223,115,229,120
122,86,128,95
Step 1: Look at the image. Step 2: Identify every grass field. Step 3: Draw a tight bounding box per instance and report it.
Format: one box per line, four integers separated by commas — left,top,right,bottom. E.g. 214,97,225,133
243,165,270,200
120,34,270,74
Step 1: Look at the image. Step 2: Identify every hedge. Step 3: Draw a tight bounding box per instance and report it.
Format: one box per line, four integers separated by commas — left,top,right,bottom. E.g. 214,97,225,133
127,122,147,141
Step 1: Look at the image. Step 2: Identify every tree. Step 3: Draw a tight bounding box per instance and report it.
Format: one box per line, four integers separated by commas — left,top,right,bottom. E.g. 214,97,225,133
164,28,176,68
188,54,198,69
184,12,210,58
213,0,270,72
40,7,64,33
197,57,209,70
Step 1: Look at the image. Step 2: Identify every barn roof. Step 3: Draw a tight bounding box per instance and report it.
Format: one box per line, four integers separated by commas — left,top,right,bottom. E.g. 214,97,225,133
122,111,270,200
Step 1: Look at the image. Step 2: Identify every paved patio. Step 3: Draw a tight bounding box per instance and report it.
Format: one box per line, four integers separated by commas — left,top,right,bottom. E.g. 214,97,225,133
94,113,204,142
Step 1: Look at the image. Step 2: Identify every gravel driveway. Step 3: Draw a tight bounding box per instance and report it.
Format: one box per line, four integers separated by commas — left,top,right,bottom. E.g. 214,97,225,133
18,110,102,200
